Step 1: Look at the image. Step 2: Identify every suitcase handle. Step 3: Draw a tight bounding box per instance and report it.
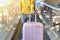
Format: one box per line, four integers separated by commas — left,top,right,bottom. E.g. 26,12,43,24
35,11,37,22
29,11,37,22
29,13,31,22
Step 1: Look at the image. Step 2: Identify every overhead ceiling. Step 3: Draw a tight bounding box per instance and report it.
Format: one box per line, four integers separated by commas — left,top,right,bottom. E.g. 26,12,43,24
0,0,13,7
0,0,19,11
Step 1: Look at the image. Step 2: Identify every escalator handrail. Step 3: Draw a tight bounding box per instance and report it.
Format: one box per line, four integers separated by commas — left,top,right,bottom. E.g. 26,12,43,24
44,2,60,11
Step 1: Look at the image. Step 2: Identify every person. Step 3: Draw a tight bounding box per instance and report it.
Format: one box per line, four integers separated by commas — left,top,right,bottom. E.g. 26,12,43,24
19,0,34,25
19,0,34,39
19,0,43,39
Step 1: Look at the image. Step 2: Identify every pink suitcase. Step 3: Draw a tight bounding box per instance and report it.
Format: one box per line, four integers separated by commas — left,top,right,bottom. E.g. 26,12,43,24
23,22,43,40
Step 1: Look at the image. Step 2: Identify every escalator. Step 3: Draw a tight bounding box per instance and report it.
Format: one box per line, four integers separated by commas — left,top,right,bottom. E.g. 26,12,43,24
11,19,22,40
11,15,50,40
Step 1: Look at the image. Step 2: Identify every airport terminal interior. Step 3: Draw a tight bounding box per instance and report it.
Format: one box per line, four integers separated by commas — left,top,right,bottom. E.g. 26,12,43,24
0,0,60,40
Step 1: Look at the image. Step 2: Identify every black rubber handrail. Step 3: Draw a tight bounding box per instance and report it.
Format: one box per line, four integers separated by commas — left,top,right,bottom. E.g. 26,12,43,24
11,19,22,40
44,2,60,11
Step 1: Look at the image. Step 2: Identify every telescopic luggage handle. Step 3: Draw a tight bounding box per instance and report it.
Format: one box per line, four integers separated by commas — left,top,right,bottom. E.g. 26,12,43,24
35,11,37,22
29,13,31,22
29,11,37,22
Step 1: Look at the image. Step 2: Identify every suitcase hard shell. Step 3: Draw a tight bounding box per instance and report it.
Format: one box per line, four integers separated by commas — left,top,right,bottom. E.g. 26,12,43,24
23,22,43,40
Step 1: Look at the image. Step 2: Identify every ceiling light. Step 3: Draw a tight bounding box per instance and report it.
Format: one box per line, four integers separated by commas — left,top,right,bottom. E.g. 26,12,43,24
0,0,12,7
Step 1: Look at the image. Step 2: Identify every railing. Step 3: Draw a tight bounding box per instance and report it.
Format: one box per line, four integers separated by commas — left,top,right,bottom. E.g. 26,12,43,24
44,2,60,11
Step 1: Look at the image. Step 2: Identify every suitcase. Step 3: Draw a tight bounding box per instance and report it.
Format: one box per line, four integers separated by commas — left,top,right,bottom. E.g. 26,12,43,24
23,22,43,40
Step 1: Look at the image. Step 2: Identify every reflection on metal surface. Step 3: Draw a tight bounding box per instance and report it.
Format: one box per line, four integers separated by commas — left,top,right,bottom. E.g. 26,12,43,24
12,28,16,31
55,25,59,28
50,27,55,30
45,26,48,29
0,24,2,28
56,28,59,31
9,17,12,20
39,15,43,19
0,15,20,40
10,26,12,28
18,16,20,19
0,13,2,16
40,11,60,40
5,27,9,30
3,9,8,16
0,1,20,40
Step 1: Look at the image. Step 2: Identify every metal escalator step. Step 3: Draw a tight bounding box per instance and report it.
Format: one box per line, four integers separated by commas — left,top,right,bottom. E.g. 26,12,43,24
0,30,9,40
6,31,15,40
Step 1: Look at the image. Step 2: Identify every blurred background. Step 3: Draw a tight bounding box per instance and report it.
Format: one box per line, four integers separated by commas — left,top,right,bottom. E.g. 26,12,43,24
0,0,60,40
